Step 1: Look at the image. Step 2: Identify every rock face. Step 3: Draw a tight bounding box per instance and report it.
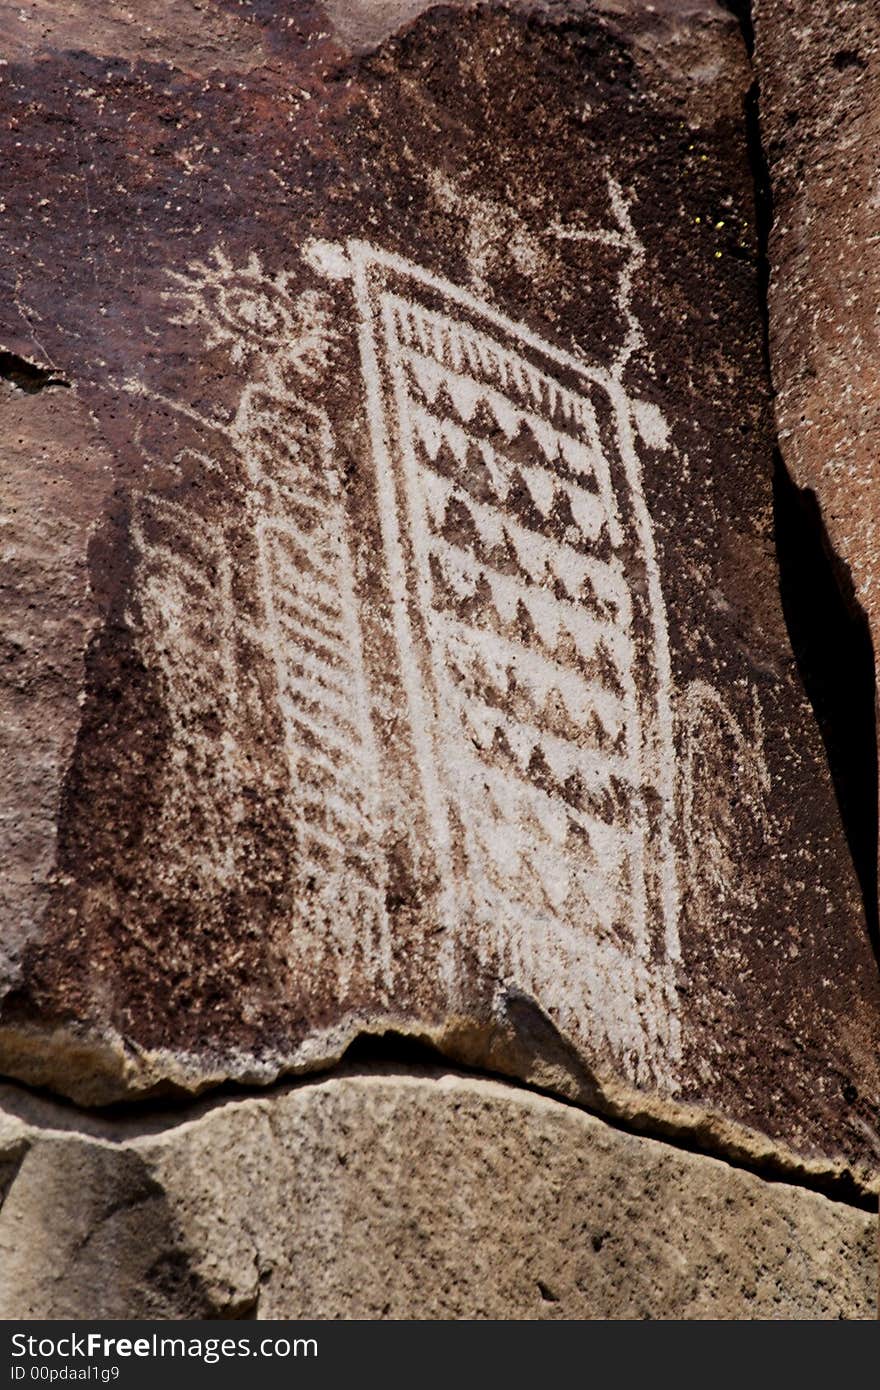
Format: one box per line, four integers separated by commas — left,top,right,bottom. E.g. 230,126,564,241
755,0,880,648
0,1070,876,1320
1,0,879,1199
754,0,880,960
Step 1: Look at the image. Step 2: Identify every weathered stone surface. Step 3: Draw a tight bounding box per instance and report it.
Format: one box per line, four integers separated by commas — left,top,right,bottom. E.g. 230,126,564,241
1,0,879,1188
0,384,113,994
755,0,880,647
753,1,880,967
0,1071,875,1319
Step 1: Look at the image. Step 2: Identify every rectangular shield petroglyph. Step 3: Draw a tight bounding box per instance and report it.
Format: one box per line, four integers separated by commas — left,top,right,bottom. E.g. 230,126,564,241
314,239,682,1083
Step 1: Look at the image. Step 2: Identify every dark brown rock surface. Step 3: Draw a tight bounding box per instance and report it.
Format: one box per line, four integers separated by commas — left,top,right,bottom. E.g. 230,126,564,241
1,1,878,1185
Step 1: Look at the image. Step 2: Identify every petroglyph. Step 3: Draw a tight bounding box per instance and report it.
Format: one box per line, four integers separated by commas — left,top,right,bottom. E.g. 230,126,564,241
130,494,243,889
127,254,391,992
116,172,815,1094
679,680,772,925
310,216,682,1083
119,178,699,1084
426,169,550,298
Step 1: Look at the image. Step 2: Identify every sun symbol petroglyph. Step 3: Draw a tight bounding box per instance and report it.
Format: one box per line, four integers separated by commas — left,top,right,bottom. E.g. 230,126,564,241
165,247,339,374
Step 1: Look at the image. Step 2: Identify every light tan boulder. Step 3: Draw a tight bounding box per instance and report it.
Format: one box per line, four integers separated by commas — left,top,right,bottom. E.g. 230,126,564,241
0,1071,876,1320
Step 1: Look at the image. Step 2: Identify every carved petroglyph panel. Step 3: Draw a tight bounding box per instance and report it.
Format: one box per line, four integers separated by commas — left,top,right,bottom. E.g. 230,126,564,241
123,218,685,1087
117,211,849,1103
313,236,682,1084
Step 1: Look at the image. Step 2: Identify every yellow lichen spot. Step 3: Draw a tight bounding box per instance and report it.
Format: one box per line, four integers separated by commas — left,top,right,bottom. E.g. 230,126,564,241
715,220,725,229
714,250,722,259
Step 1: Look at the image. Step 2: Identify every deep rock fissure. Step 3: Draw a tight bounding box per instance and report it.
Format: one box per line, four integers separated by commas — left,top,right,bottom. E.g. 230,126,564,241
1,1035,876,1212
0,349,69,393
718,0,755,59
774,458,880,966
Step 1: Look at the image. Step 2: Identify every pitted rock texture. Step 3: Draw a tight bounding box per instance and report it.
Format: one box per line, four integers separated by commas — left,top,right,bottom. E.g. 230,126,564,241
754,0,880,960
1,0,879,1186
0,1071,876,1320
755,0,880,648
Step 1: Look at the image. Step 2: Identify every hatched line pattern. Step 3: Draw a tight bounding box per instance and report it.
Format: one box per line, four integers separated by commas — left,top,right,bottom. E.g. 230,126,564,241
130,357,390,988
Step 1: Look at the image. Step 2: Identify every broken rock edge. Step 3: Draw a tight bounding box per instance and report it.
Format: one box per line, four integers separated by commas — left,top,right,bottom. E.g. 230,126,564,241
0,1006,877,1206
